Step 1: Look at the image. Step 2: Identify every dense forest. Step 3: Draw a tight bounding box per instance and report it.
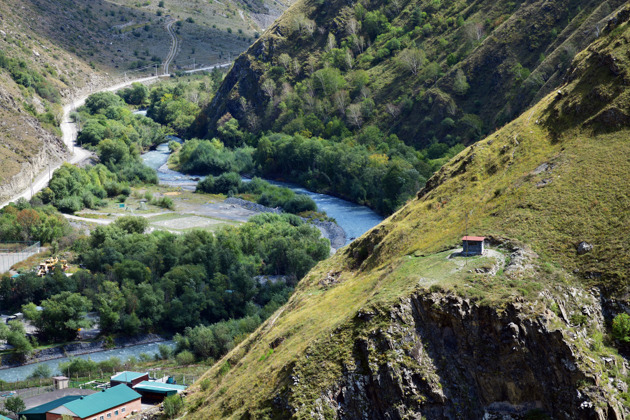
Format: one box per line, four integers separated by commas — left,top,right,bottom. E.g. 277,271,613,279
184,0,623,215
0,213,328,361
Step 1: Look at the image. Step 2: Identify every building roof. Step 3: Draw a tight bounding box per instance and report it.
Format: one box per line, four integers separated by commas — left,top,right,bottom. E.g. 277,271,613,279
49,385,141,418
19,395,82,415
111,371,147,382
462,236,486,242
133,381,187,394
0,415,11,420
52,376,69,380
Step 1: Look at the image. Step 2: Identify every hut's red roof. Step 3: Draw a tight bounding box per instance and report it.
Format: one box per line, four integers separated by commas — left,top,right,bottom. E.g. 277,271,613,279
462,236,486,241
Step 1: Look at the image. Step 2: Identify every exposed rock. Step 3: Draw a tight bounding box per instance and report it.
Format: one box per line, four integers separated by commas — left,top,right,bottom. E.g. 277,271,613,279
297,289,623,419
577,242,594,255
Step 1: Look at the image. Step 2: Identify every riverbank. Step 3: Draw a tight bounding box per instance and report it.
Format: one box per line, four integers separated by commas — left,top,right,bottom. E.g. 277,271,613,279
0,334,166,369
224,197,346,250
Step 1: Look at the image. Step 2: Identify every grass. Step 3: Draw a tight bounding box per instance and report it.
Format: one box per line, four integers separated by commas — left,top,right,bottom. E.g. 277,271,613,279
183,17,630,417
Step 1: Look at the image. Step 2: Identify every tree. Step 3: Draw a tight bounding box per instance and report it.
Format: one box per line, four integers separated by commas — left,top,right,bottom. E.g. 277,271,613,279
613,313,630,343
261,79,276,101
5,396,25,417
277,54,291,69
453,69,470,96
35,292,92,342
464,21,485,42
325,33,337,52
346,104,363,128
397,48,426,75
28,364,52,379
347,18,360,36
363,11,389,40
113,216,148,234
84,92,124,114
121,82,149,105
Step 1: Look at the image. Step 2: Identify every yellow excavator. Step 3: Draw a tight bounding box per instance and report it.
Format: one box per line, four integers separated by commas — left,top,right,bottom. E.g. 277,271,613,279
36,257,68,277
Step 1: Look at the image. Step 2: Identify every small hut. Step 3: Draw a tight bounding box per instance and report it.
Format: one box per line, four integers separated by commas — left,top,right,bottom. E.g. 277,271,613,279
53,376,69,390
462,236,485,256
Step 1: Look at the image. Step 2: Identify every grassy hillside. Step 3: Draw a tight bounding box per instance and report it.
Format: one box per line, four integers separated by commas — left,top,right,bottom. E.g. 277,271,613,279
183,7,630,419
18,0,284,76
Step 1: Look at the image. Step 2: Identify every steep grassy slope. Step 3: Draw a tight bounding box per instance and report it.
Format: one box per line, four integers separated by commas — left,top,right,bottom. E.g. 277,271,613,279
197,0,625,150
0,0,102,200
184,8,630,419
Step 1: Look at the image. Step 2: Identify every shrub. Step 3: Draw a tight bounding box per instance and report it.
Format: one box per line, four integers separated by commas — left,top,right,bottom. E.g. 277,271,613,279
158,344,173,360
56,196,82,214
163,394,183,419
200,378,211,391
28,363,52,379
175,350,195,365
612,313,630,342
283,195,317,214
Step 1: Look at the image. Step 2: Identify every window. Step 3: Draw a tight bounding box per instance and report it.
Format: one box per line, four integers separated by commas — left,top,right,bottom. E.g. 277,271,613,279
115,410,119,415
107,414,112,418
100,416,104,420
121,407,126,413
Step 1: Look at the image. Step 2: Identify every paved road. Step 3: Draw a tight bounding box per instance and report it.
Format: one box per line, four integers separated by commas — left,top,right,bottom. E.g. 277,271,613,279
0,25,230,214
164,19,179,75
0,75,161,211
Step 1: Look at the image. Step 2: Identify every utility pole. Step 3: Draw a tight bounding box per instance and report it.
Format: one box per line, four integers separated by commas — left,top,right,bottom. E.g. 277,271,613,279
192,57,195,70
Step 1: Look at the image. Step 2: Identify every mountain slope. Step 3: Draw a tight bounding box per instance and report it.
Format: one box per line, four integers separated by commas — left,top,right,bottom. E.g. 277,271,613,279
196,0,625,149
184,7,630,419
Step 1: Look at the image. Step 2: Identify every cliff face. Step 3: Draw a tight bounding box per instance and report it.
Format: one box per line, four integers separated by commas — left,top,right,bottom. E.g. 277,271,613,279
300,290,620,419
185,7,630,419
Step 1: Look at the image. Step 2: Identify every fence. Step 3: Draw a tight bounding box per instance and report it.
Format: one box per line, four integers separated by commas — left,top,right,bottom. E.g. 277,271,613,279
0,241,41,274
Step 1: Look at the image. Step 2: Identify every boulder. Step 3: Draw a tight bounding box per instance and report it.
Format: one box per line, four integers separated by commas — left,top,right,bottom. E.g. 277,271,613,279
577,242,593,255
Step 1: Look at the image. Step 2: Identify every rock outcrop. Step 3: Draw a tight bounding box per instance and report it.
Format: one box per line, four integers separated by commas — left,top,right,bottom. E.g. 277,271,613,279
299,289,623,419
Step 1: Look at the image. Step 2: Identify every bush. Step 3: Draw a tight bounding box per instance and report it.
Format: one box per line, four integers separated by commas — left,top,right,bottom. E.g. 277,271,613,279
163,394,183,418
56,196,82,214
612,313,630,342
283,194,317,214
158,344,173,360
175,350,195,365
28,364,52,379
200,378,211,391
151,196,174,209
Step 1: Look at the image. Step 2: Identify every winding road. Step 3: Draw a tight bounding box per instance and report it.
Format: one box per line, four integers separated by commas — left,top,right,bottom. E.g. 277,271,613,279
0,18,231,211
163,19,179,75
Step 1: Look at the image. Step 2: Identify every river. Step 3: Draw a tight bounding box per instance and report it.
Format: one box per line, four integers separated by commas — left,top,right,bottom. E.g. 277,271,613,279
141,140,384,244
0,341,174,382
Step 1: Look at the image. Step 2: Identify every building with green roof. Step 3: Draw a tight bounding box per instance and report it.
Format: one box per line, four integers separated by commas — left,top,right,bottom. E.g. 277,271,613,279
132,381,187,402
19,395,83,420
47,385,141,420
110,371,148,387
